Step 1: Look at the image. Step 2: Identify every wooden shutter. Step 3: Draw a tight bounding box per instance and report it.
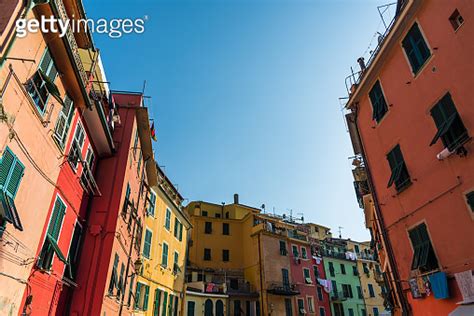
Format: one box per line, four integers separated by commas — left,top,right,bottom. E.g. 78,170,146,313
135,283,142,309
5,159,25,198
39,49,52,73
48,197,66,241
0,148,15,188
143,285,150,311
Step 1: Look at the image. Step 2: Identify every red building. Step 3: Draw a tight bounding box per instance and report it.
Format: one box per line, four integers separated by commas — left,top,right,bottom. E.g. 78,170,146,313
345,0,474,315
289,238,331,316
67,91,157,316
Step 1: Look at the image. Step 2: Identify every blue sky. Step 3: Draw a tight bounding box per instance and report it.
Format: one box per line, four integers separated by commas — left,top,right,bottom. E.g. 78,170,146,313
84,0,396,241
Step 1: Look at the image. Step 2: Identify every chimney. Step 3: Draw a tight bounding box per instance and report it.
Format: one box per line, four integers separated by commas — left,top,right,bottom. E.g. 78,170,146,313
233,193,239,204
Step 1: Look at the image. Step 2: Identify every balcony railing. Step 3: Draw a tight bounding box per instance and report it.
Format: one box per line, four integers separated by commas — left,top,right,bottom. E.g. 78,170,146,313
331,291,349,301
320,249,355,261
267,283,300,296
51,0,89,90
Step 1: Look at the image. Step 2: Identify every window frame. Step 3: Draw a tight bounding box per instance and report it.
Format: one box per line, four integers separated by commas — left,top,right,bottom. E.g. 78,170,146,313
143,228,153,259
368,80,389,123
204,248,211,261
164,208,171,230
161,242,169,268
386,144,411,192
401,21,432,75
408,222,439,272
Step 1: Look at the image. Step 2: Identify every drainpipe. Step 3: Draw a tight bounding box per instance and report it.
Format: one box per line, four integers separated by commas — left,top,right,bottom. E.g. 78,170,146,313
352,104,411,316
257,232,266,316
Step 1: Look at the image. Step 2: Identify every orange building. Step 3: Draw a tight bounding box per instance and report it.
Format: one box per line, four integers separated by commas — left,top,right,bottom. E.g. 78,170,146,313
345,0,473,315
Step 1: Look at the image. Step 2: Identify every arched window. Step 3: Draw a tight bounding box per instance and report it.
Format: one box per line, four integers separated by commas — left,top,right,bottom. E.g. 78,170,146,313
216,300,224,316
204,299,213,316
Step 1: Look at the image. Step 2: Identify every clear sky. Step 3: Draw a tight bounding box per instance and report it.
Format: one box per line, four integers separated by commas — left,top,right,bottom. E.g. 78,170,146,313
84,0,396,241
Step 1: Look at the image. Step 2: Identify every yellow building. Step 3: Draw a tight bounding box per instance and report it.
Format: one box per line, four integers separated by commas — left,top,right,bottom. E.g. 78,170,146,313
346,240,388,316
184,195,262,316
306,222,333,240
134,165,192,316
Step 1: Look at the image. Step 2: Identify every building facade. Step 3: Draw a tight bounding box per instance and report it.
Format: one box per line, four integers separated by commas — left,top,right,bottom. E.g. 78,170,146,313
134,165,191,316
344,0,474,315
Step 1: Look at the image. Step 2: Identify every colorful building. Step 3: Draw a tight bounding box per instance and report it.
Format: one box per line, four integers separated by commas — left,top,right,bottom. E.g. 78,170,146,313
135,165,191,316
67,91,158,315
184,196,261,316
346,241,387,316
320,238,365,316
0,0,112,314
344,0,474,315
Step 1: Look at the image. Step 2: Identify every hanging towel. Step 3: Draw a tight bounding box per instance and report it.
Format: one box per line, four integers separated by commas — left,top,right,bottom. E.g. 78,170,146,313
429,272,450,299
409,278,422,299
454,269,474,303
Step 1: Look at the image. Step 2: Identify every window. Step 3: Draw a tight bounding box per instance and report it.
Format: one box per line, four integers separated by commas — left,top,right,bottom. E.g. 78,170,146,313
361,309,366,316
25,47,61,113
204,221,212,234
160,292,168,316
147,190,156,216
135,218,142,252
80,146,95,192
202,210,208,216
363,262,369,274
402,22,431,74
313,265,319,278
340,264,346,275
285,298,293,316
429,93,468,151
37,195,67,270
279,240,287,256
143,229,152,259
117,263,125,298
387,144,411,191
331,280,337,296
0,147,25,235
108,253,119,295
354,244,360,254
135,283,150,311
328,262,335,277
161,242,169,267
319,307,326,316
357,285,363,299
373,307,379,316
173,251,180,274
187,301,195,316
153,288,162,316
342,284,353,298
222,249,230,262
353,266,358,276
54,95,75,149
348,308,354,316
282,268,290,286
234,300,241,316
307,297,314,313
466,191,474,212
449,9,464,31
246,301,251,316
127,274,135,306
179,221,183,241
204,248,211,261
68,122,85,170
165,208,171,230
174,218,181,238
215,213,221,218
64,221,82,280
369,80,388,123
230,278,238,290
297,298,305,316
133,129,139,158
409,223,438,272
317,286,323,301
301,246,307,259
222,222,230,235
292,245,299,257
303,268,312,284
333,303,344,316
368,284,375,297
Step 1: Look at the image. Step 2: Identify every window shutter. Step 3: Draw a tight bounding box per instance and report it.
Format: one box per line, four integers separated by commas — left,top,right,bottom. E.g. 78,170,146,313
466,192,474,211
39,49,52,73
179,223,183,241
143,285,150,311
174,219,178,237
0,148,15,189
135,283,142,309
5,160,25,198
48,197,66,241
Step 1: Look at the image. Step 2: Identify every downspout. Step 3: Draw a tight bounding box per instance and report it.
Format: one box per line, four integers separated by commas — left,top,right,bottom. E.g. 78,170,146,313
352,104,411,315
257,232,266,316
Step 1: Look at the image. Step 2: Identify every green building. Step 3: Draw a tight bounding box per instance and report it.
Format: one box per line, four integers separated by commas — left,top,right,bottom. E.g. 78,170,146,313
321,238,366,316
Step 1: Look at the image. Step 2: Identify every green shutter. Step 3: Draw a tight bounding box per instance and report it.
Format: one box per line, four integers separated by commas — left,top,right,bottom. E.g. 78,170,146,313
47,196,66,241
162,292,168,316
5,159,25,198
153,289,162,316
0,148,15,189
162,243,168,267
135,283,142,309
39,48,52,73
143,285,150,311
179,223,183,241
144,230,152,258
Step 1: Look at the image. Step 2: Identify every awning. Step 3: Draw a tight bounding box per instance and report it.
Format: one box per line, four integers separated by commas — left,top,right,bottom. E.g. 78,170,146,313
448,304,474,316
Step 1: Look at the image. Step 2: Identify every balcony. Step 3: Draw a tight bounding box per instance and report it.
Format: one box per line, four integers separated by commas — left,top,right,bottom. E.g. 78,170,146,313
227,281,259,297
320,249,355,261
331,291,349,302
267,283,300,296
